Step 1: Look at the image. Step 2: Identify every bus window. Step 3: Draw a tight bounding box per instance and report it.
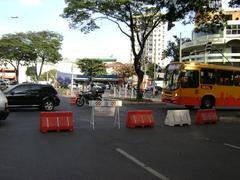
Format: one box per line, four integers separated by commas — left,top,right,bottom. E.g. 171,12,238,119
200,68,215,84
234,71,240,86
181,70,199,88
216,70,233,86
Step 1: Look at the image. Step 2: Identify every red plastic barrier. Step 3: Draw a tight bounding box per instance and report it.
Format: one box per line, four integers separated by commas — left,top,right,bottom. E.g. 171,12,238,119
69,97,77,106
40,111,74,133
195,109,218,125
126,110,154,128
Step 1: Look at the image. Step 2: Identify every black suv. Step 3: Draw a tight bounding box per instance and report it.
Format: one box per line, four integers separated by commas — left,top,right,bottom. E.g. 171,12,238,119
3,83,60,111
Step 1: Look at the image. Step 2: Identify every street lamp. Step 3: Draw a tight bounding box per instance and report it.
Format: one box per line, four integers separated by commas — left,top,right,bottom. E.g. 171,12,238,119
70,62,74,95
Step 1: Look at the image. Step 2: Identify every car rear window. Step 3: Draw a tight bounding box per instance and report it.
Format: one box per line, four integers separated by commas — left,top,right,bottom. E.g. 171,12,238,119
42,85,57,94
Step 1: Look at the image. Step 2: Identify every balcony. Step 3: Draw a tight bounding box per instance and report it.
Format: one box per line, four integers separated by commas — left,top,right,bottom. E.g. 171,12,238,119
182,53,240,63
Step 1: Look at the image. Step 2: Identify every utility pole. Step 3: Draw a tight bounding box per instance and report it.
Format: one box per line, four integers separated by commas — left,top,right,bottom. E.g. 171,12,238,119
70,62,74,95
153,39,157,95
179,32,182,62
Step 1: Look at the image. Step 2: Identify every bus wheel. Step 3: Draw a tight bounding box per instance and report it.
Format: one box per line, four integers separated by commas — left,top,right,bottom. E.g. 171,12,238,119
185,105,194,110
201,97,214,109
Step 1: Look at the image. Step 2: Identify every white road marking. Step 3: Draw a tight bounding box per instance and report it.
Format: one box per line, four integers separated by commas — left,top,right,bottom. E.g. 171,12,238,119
224,143,240,150
116,148,169,180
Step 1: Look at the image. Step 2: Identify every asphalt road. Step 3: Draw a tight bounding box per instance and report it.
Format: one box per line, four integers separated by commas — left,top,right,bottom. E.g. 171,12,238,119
0,96,240,180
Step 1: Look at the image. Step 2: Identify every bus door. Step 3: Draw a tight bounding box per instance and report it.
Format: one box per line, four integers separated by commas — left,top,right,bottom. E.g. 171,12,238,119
180,70,199,106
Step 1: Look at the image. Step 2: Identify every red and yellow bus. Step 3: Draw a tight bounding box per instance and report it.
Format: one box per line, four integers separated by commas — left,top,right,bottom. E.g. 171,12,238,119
162,62,240,109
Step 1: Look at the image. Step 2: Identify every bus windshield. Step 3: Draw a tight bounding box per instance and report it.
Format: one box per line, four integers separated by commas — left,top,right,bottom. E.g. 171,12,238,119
164,69,181,90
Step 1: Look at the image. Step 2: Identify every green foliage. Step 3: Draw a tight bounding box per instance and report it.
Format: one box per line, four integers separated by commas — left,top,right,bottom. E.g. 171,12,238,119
0,33,37,82
163,35,191,62
0,31,63,82
26,66,37,81
76,58,107,77
39,69,57,82
146,62,154,79
27,31,63,80
114,64,135,78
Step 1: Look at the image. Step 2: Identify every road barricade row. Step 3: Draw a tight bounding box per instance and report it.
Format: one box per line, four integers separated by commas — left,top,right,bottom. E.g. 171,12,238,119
38,108,218,133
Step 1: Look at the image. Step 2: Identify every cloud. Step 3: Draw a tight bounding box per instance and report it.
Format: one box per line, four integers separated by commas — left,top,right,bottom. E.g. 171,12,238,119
19,0,41,6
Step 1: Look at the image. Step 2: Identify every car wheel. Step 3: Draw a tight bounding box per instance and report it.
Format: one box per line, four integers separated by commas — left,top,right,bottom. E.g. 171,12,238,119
42,100,55,111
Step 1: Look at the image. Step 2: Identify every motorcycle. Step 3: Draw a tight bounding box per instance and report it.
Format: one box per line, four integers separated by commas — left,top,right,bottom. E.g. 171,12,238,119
76,90,103,107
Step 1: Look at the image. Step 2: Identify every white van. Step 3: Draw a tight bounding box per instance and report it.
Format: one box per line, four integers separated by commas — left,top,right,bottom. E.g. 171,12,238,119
0,90,9,120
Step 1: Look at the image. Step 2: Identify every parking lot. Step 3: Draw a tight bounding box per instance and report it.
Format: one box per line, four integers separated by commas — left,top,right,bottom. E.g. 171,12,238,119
0,96,240,180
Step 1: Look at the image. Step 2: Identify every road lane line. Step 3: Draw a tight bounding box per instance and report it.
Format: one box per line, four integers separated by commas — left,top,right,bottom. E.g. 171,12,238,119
224,143,240,150
116,148,169,180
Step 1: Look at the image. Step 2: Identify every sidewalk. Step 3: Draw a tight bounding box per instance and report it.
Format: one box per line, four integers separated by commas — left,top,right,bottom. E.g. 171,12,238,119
102,90,164,104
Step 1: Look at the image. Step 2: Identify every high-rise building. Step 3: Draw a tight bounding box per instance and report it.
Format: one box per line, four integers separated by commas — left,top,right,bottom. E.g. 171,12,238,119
131,22,168,67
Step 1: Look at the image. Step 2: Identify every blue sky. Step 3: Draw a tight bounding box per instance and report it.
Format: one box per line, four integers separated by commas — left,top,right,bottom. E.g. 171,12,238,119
0,0,197,63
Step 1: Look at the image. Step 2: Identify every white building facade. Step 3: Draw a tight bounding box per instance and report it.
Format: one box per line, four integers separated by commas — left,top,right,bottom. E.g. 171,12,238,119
181,1,240,66
131,22,168,67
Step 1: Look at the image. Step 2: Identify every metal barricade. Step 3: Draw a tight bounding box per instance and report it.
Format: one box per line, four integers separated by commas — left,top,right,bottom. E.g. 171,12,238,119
89,100,122,130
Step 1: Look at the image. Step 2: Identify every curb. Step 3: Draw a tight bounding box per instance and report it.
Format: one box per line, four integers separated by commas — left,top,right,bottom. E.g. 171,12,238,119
219,116,240,123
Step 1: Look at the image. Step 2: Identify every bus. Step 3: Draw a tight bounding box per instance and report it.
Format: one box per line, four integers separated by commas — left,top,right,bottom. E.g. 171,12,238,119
161,62,240,109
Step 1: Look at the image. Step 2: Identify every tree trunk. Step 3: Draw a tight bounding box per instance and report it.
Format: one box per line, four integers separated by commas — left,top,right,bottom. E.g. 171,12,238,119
16,62,20,83
134,56,144,100
37,58,45,81
15,68,19,83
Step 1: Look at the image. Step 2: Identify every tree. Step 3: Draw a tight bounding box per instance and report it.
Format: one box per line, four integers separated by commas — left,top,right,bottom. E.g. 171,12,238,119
163,35,191,62
113,63,135,79
26,66,37,81
39,69,57,83
0,32,37,82
76,58,107,78
61,0,223,99
146,62,154,79
27,31,63,81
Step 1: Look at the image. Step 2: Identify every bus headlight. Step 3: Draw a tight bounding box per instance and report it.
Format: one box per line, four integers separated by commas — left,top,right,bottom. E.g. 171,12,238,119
174,93,178,97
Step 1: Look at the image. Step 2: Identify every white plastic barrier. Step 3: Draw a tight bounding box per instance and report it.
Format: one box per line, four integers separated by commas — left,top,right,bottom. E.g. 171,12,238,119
89,100,122,130
164,110,191,126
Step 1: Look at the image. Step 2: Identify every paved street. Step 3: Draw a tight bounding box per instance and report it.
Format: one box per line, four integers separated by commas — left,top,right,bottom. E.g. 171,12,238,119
0,96,240,180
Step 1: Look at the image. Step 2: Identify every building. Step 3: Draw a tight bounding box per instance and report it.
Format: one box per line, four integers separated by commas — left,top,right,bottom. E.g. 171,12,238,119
131,22,168,67
181,0,240,66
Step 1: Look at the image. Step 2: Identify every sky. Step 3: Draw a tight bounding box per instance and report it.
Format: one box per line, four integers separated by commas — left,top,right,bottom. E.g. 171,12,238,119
0,0,231,63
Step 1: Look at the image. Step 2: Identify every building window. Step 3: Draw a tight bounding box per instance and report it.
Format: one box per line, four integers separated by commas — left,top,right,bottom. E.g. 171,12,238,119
226,25,240,35
231,46,240,59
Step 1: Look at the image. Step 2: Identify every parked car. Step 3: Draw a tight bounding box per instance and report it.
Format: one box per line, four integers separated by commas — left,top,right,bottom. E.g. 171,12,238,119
0,90,9,120
3,83,60,111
